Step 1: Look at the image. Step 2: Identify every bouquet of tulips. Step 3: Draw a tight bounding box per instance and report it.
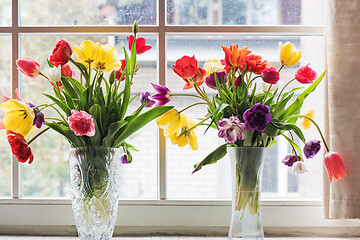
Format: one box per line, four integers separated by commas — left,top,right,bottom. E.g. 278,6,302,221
0,22,172,164
153,41,346,214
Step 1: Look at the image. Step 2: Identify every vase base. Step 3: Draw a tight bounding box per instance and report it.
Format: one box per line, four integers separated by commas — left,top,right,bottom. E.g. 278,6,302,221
228,235,264,240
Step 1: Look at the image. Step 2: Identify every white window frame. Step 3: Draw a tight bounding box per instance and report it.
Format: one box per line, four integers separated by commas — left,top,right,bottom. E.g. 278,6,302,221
0,0,360,236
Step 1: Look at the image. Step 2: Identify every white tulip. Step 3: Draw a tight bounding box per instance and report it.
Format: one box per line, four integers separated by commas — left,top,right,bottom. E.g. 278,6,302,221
46,66,62,83
292,161,308,174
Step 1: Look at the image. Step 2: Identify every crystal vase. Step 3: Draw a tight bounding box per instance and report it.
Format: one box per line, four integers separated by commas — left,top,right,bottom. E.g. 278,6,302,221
228,147,267,240
68,148,122,240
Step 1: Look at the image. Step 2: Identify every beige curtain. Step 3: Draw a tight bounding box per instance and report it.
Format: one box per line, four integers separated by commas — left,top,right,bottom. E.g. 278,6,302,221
325,0,360,219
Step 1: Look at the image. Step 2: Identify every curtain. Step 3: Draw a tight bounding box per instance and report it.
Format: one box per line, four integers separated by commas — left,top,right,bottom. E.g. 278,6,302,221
325,0,360,219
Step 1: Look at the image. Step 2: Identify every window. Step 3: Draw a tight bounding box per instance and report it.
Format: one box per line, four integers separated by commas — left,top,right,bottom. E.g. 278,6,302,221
3,0,357,236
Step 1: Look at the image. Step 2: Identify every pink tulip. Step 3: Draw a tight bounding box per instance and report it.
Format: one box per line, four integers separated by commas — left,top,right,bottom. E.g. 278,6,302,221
324,152,346,183
67,110,95,137
16,58,41,78
295,64,317,84
261,67,280,84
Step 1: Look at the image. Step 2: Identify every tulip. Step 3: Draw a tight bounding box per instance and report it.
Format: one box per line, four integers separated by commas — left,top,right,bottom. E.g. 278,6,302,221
324,152,346,183
279,42,302,66
140,92,155,107
173,55,198,80
218,116,246,144
16,58,41,78
292,161,308,174
127,35,152,55
150,83,171,106
73,40,101,65
46,66,62,83
303,140,321,159
121,153,133,164
295,64,317,84
156,108,186,138
203,59,224,76
205,72,228,90
91,44,121,72
169,117,198,151
245,54,268,75
183,67,206,90
61,64,74,78
1,99,35,137
221,44,251,69
243,103,272,132
7,131,34,164
67,110,96,137
282,154,300,167
300,110,314,130
49,39,72,67
115,59,127,81
261,67,280,84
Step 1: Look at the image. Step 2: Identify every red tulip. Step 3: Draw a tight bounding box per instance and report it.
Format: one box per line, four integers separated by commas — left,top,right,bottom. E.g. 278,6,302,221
261,67,280,84
245,54,268,75
324,152,346,183
49,40,72,67
115,59,127,81
295,64,317,84
16,58,41,78
183,67,206,90
61,64,74,78
127,35,152,54
7,131,34,164
173,55,198,80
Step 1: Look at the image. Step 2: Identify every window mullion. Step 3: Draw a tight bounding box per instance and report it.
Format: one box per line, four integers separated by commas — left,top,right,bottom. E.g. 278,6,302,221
158,0,166,200
11,0,20,199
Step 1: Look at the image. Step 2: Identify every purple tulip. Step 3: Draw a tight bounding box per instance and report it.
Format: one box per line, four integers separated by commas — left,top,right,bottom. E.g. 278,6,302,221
150,83,171,106
243,103,272,132
205,72,228,90
282,154,301,167
218,116,246,144
140,91,155,107
121,153,133,164
303,140,321,159
26,103,45,129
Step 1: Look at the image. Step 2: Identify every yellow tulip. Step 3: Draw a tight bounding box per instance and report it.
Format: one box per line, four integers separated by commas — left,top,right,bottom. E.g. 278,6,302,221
300,110,314,130
169,118,198,151
1,99,35,137
91,44,121,72
279,42,302,66
73,40,101,65
156,108,186,138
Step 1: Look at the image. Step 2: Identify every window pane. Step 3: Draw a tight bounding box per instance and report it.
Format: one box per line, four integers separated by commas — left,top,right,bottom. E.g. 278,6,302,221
0,0,11,26
21,0,156,26
0,35,11,197
20,34,158,199
167,0,324,25
166,34,324,199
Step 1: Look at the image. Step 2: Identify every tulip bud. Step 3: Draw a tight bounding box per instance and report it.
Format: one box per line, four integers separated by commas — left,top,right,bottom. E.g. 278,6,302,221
234,75,242,87
132,21,139,35
292,161,308,174
261,67,279,84
324,152,346,182
16,58,41,78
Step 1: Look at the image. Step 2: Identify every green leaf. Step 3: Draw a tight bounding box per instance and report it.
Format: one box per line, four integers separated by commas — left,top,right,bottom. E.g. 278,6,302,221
279,70,326,120
61,78,78,99
43,93,71,116
109,70,115,85
272,92,294,118
102,120,128,147
282,134,304,161
192,144,228,174
271,121,305,143
45,122,84,147
113,106,173,147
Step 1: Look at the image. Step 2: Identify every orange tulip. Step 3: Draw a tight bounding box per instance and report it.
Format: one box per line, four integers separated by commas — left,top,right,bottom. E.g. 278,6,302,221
324,152,346,183
221,45,251,70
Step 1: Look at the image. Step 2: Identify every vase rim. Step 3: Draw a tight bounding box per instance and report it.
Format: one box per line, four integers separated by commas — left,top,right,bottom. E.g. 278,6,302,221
227,146,267,149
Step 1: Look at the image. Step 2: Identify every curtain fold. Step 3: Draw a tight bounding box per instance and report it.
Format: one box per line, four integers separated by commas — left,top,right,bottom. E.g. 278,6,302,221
325,0,360,219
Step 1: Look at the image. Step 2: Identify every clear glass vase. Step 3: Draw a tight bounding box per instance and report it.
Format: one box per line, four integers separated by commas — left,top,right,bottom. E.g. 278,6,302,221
228,147,267,240
68,148,122,240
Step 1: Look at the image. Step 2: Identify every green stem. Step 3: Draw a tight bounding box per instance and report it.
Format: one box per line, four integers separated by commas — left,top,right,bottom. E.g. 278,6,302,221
46,105,67,123
39,72,49,80
246,75,261,89
178,102,208,113
281,132,298,156
171,93,204,100
278,64,284,73
181,116,211,135
276,78,295,103
262,84,272,103
45,117,63,121
284,114,330,152
28,127,50,145
38,103,56,112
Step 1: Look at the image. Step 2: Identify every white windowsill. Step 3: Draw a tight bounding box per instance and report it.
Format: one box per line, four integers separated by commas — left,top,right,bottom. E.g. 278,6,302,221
0,199,359,237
